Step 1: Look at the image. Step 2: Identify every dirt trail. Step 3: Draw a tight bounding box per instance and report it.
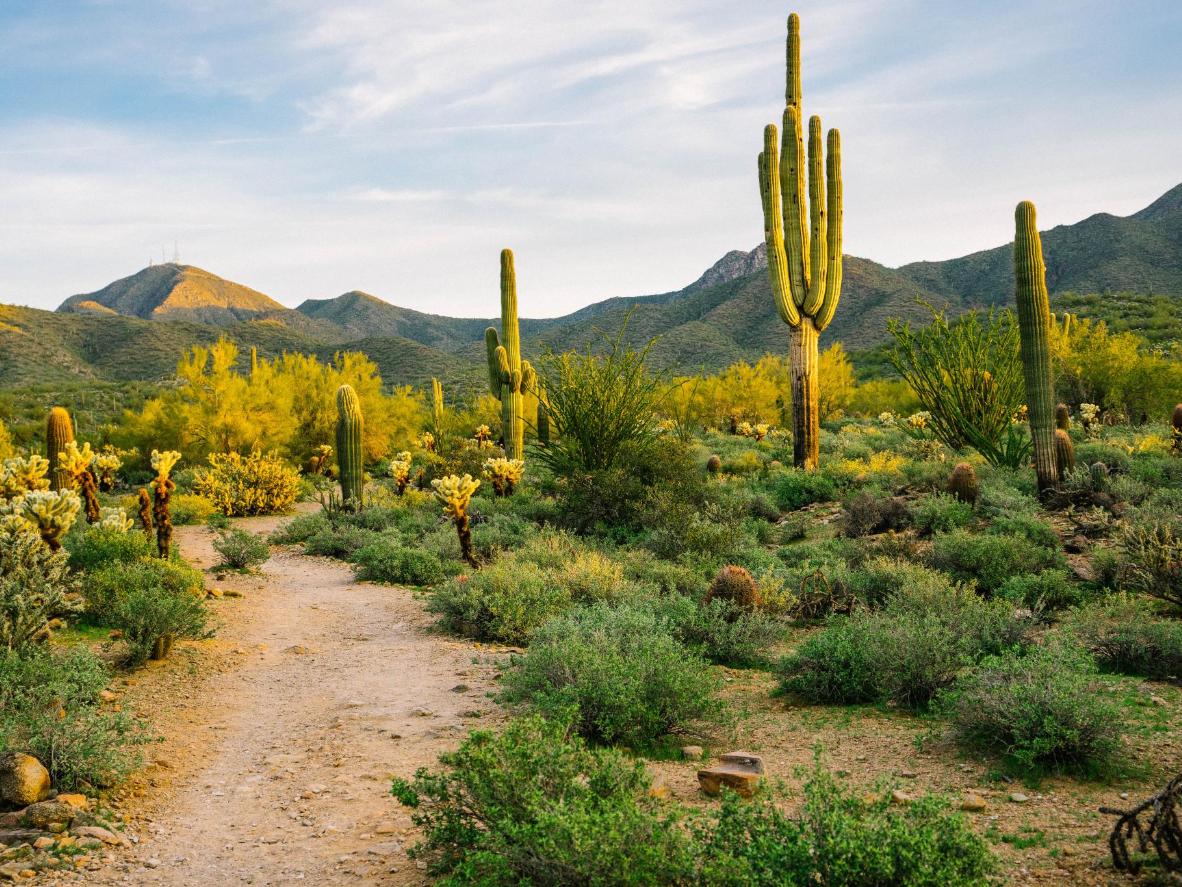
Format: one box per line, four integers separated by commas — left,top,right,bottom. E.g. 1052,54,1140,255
61,514,506,886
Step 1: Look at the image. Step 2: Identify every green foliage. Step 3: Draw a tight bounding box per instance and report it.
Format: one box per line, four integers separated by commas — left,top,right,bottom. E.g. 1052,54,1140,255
303,525,383,559
840,491,912,537
269,512,331,545
0,528,79,652
1065,594,1182,680
429,561,569,645
774,469,838,511
0,648,148,788
888,308,1027,465
169,493,218,526
353,539,445,586
499,602,720,746
212,528,271,571
913,493,975,536
937,644,1121,773
1114,510,1182,608
929,528,1063,595
654,595,784,668
996,570,1079,612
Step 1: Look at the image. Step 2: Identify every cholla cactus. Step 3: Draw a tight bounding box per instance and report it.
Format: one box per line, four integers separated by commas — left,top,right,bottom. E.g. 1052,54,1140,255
389,451,413,494
878,411,897,427
58,441,101,524
150,449,181,558
14,489,82,550
431,474,480,567
483,457,524,497
753,423,771,441
1173,404,1182,455
1080,403,1101,437
906,411,930,432
93,446,125,492
1013,405,1029,424
419,432,436,453
737,420,754,438
308,444,333,476
0,455,50,500
473,425,492,444
98,507,133,533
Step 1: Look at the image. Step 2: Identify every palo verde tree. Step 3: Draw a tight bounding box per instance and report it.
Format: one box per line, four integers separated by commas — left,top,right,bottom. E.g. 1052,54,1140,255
757,12,844,469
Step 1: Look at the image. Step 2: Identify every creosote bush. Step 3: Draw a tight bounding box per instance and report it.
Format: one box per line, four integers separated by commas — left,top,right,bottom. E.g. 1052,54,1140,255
192,450,301,516
1065,594,1182,680
929,528,1063,595
353,539,445,586
212,528,271,571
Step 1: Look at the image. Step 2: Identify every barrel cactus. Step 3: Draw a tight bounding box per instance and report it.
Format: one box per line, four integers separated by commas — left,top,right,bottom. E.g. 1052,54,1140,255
706,454,723,474
1055,403,1070,431
705,565,760,612
335,384,364,509
46,407,75,491
1013,201,1058,493
947,462,979,506
757,13,843,470
485,249,535,461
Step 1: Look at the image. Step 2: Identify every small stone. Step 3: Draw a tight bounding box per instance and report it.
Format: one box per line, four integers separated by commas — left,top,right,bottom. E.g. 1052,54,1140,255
647,778,671,800
1120,792,1130,800
207,588,224,599
145,858,161,868
960,793,987,812
0,754,50,807
21,800,76,829
680,746,704,760
899,770,918,779
56,794,88,810
718,751,764,774
99,690,117,703
698,753,764,799
1009,792,1030,804
284,645,311,655
450,684,470,693
1150,696,1167,707
72,826,126,846
32,837,54,850
224,590,244,598
890,789,913,805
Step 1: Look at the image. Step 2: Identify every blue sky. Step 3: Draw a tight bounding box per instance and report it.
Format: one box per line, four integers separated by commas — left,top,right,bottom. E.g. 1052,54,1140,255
1,0,1180,316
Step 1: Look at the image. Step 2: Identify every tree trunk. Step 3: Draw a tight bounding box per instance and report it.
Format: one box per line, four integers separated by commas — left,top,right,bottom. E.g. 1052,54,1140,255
789,319,820,470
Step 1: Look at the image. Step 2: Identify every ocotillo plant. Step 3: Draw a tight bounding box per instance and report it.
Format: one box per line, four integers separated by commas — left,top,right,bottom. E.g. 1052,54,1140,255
1013,201,1058,493
485,249,535,461
46,407,75,491
757,13,843,470
335,384,364,509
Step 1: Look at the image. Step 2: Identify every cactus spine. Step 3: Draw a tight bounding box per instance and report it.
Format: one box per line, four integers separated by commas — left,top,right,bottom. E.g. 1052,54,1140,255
757,13,843,470
485,249,535,461
335,384,364,509
1013,201,1058,493
46,407,74,491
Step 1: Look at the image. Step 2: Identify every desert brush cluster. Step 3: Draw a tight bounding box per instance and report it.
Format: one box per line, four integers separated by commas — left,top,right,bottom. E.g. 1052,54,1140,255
1,9,1182,886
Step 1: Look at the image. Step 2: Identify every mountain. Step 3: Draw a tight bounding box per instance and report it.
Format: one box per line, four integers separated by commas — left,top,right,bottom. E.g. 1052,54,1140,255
13,181,1178,391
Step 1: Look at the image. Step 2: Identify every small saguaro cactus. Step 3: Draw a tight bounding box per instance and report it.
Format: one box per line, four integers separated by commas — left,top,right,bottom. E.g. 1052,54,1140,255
58,441,101,524
947,462,979,506
1054,429,1075,481
335,384,364,509
485,249,536,461
705,565,760,613
432,474,480,567
1013,201,1058,493
46,407,75,491
757,12,843,470
482,457,524,497
1055,403,1071,431
150,450,180,558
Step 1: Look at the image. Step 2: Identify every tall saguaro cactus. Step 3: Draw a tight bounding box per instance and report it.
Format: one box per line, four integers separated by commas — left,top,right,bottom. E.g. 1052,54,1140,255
335,384,364,509
757,12,843,470
485,249,535,461
1014,201,1058,493
46,407,75,491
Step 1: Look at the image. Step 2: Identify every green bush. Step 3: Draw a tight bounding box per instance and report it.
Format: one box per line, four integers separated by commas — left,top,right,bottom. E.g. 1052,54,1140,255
169,493,218,526
777,619,881,704
303,525,384,559
1114,512,1182,608
470,511,535,559
929,529,1063,595
90,560,211,665
840,491,912,538
656,595,784,667
0,648,148,789
65,525,155,572
429,561,569,645
212,528,270,571
997,570,1079,611
1065,595,1182,680
1,528,79,653
270,512,332,544
499,603,720,746
391,716,697,884
937,644,1121,773
845,558,952,610
353,540,445,586
912,493,975,536
774,470,838,511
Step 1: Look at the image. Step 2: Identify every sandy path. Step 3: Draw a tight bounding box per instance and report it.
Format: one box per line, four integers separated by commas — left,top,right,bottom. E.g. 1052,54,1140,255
61,514,506,886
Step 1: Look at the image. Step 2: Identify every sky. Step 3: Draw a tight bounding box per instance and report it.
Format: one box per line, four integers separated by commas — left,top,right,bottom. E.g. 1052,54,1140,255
1,0,1180,317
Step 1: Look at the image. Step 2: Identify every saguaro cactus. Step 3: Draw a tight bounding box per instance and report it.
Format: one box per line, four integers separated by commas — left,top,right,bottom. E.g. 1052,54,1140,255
757,13,843,470
1013,201,1058,493
46,407,75,491
335,384,364,509
485,249,535,461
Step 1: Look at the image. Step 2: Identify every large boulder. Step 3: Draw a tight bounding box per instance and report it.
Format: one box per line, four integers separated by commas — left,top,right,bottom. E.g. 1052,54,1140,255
0,753,50,807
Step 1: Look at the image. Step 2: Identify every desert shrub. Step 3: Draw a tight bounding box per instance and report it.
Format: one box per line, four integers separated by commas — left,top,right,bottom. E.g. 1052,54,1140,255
303,525,384,559
774,469,838,511
212,528,270,571
65,524,155,571
0,528,79,652
429,561,569,645
844,558,957,610
645,499,749,562
1065,594,1182,680
988,512,1060,551
90,560,211,665
192,450,301,516
169,493,217,526
778,619,881,704
938,644,1121,773
700,767,995,887
621,550,706,598
840,492,912,538
1114,512,1182,608
0,648,148,789
470,511,535,559
657,595,784,667
550,549,637,604
353,539,445,586
269,512,331,545
997,570,1079,611
499,602,720,746
929,529,1063,595
391,716,697,884
912,493,975,536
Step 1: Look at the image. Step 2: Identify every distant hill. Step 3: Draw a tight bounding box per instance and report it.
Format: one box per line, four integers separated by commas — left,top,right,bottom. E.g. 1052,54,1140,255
7,180,1175,391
